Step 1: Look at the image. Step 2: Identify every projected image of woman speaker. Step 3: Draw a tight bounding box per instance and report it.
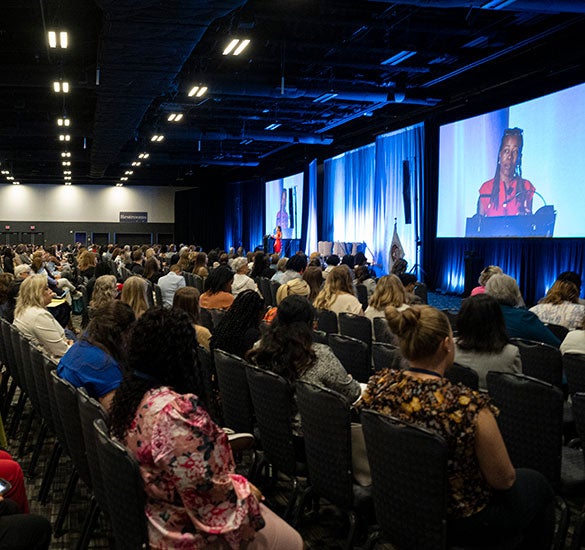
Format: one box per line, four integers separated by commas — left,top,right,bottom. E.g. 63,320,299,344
477,128,535,216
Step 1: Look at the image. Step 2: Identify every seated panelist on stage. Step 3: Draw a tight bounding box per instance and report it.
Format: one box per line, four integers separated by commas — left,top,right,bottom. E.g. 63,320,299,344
477,127,536,217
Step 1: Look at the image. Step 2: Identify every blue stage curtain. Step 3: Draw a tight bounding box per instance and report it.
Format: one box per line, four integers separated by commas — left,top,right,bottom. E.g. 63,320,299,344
224,179,265,252
432,238,585,305
323,124,424,275
301,160,318,255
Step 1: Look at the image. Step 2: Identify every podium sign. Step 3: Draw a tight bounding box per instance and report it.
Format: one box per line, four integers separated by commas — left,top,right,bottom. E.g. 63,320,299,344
465,206,556,238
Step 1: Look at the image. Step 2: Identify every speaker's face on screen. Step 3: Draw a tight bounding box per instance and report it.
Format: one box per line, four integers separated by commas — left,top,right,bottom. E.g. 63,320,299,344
498,135,521,179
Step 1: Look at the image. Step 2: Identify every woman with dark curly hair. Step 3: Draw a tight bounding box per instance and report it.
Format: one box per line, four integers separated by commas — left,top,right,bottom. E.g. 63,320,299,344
109,307,302,549
199,266,235,310
57,301,135,410
249,296,361,435
210,290,265,358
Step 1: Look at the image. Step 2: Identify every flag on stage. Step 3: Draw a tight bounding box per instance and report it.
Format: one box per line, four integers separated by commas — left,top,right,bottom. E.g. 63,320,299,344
389,221,404,271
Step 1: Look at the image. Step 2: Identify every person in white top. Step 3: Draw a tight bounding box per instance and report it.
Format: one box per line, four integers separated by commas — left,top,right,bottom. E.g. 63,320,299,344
529,280,585,331
365,274,409,320
313,265,363,315
231,257,260,297
13,274,71,358
157,264,186,308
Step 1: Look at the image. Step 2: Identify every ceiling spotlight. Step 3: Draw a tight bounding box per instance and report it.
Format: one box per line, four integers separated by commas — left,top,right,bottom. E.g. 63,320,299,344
116,183,123,187
48,31,68,48
120,177,128,181
53,81,70,93
131,161,141,167
62,161,71,166
138,153,149,159
167,113,183,122
12,181,20,185
124,170,133,175
1,170,8,175
64,176,71,180
6,176,14,180
63,170,71,175
57,118,70,127
223,38,250,56
64,181,72,186
188,86,207,98
58,134,71,142
61,152,71,158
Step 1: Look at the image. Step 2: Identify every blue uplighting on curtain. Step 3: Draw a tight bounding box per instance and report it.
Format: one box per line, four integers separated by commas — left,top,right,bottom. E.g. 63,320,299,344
323,124,424,276
304,160,318,255
224,179,265,252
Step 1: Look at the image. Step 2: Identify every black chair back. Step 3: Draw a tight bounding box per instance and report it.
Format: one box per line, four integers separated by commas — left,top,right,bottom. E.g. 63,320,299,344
193,274,204,292
316,309,338,334
373,317,394,344
153,284,163,307
145,281,155,308
208,308,227,329
19,336,40,412
312,330,328,345
414,282,428,304
50,370,92,487
372,342,403,372
45,358,68,453
119,266,133,282
355,284,368,311
487,371,563,488
510,338,563,388
269,280,280,305
572,392,585,449
199,308,214,331
93,419,148,550
196,346,221,424
78,388,110,512
246,365,298,475
563,354,585,396
339,312,372,347
296,381,354,509
545,323,569,341
258,277,273,306
361,410,448,549
213,349,254,433
328,333,372,383
445,363,480,391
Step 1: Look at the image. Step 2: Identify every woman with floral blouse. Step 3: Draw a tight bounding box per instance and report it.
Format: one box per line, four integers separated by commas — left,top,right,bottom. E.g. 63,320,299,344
360,305,555,549
109,307,302,549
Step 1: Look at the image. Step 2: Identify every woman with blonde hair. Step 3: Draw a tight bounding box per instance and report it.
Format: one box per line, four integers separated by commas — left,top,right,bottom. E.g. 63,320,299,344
314,265,362,315
471,265,503,296
90,275,118,311
529,280,585,330
360,305,555,548
120,276,149,319
365,274,408,320
77,250,97,280
13,275,71,357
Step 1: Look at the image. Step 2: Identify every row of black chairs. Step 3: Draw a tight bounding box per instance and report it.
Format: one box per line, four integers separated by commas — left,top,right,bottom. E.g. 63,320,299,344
0,318,148,549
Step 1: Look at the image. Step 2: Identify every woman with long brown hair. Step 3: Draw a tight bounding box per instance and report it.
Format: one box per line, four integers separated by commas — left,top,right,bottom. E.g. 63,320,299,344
313,265,362,315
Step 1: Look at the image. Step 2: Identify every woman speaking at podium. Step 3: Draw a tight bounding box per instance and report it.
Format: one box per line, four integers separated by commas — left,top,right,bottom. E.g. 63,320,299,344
478,128,535,216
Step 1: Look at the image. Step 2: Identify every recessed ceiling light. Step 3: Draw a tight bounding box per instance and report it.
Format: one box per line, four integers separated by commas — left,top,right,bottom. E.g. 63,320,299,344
1,170,8,175
121,177,128,181
167,113,183,122
116,183,123,187
62,161,71,166
265,123,281,131
131,161,141,166
58,134,71,142
60,31,68,49
188,86,207,98
233,39,250,56
57,118,70,127
63,170,71,175
64,181,72,186
223,38,250,56
48,31,57,48
6,176,14,180
12,181,20,185
138,152,149,159
124,170,133,175
48,31,68,48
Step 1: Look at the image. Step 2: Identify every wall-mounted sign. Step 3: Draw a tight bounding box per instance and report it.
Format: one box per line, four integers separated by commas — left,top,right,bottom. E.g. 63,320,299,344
30,225,35,230
5,225,9,230
119,211,148,223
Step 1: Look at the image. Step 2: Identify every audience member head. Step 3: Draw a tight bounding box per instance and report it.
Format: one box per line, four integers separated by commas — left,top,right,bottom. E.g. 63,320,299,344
248,295,316,381
251,253,269,278
355,265,373,284
14,264,31,280
232,256,249,275
205,266,234,295
15,275,51,316
398,273,417,293
485,274,524,307
90,274,118,310
84,301,135,363
478,265,503,287
94,261,114,279
0,273,14,305
132,249,143,263
169,263,181,274
390,258,408,276
192,252,207,273
173,286,202,325
341,254,355,270
386,305,452,364
276,257,288,273
354,252,367,267
286,254,307,274
143,257,159,280
302,266,323,303
456,294,508,353
369,274,407,310
314,265,355,310
120,276,149,318
110,308,201,440
540,279,580,305
276,278,310,305
557,271,582,293
270,253,280,266
325,255,340,267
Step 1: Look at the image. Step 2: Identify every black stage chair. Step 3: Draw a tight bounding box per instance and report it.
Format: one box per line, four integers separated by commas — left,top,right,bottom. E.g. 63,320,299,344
339,312,372,348
371,342,403,373
361,410,448,549
296,381,372,548
510,338,563,388
563,354,585,396
445,363,480,391
93,419,149,550
328,333,372,383
246,365,307,520
213,349,255,434
315,309,338,335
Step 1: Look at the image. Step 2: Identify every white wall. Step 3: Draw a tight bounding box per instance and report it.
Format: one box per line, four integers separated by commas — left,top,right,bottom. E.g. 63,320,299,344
0,185,177,223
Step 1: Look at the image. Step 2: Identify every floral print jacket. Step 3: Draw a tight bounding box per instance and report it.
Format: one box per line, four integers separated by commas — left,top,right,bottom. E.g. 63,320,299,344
124,387,264,549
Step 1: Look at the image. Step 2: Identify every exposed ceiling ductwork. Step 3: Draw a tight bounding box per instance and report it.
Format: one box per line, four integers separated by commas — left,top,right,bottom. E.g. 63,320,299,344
89,0,245,178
